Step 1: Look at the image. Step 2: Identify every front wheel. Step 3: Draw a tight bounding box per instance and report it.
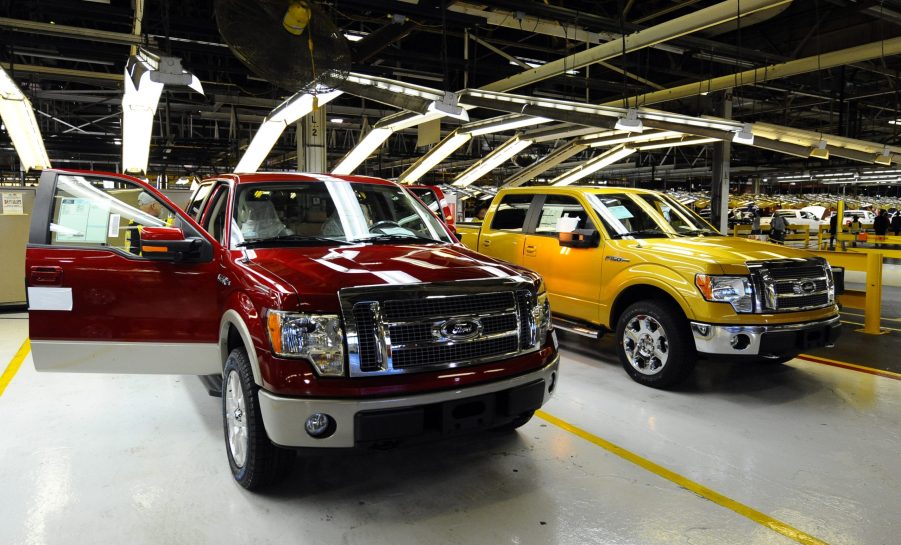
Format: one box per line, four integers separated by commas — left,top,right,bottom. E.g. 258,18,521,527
616,300,696,388
223,347,294,490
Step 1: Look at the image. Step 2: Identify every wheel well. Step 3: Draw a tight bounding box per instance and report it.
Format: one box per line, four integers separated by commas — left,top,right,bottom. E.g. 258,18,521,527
610,285,685,328
226,324,245,361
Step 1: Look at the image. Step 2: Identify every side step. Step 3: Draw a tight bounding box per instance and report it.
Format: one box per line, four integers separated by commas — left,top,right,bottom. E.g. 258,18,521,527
199,374,223,397
553,317,604,339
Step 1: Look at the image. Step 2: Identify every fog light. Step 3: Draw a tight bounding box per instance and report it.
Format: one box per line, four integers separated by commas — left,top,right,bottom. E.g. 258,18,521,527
305,413,335,438
730,334,751,350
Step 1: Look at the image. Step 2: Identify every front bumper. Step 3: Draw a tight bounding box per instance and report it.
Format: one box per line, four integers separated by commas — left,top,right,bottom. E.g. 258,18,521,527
258,355,559,448
690,315,841,358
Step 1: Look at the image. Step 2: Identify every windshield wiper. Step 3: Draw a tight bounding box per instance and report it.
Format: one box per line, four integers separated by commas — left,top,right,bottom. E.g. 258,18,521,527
237,235,354,248
610,229,668,239
349,233,445,244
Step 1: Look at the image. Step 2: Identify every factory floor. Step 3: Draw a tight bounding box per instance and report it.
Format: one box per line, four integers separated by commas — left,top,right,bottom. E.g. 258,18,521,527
0,312,898,545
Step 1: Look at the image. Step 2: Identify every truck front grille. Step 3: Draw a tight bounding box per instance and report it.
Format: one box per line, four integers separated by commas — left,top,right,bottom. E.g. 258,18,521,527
749,258,834,313
340,280,540,377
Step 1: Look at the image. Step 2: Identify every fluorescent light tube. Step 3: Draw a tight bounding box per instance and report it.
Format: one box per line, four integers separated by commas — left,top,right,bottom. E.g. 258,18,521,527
398,130,472,184
331,127,393,174
236,89,343,173
637,137,718,150
0,67,51,171
452,136,533,187
463,115,553,136
551,145,636,186
586,130,682,147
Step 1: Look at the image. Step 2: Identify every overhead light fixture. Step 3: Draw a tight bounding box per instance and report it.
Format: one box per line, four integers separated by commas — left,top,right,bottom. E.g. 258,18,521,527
330,118,344,124
874,148,894,166
235,89,343,173
122,48,203,174
0,67,51,171
614,108,643,132
551,145,636,186
888,119,900,125
343,32,366,42
809,139,830,160
427,91,470,121
452,135,533,187
398,130,472,184
732,123,755,145
332,110,445,175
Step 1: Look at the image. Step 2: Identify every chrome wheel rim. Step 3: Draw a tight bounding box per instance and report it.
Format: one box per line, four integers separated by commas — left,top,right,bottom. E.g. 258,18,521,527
225,370,248,468
623,314,669,375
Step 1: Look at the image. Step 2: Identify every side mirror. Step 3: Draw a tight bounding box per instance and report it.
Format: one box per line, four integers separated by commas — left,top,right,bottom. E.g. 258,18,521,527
558,229,599,249
140,226,212,263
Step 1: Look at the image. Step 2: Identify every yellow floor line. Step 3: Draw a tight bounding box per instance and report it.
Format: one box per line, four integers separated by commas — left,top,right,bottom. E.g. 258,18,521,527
536,410,830,545
798,354,901,381
839,319,901,333
0,339,30,397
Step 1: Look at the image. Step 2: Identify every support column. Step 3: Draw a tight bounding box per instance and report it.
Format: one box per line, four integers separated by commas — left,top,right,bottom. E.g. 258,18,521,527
298,104,327,173
710,93,732,233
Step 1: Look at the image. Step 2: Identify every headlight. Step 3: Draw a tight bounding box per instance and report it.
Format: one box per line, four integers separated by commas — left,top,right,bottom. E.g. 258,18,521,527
266,311,345,376
695,274,754,313
531,288,552,341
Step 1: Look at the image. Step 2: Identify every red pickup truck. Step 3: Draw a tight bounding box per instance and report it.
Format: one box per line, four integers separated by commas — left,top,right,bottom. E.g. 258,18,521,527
26,169,558,490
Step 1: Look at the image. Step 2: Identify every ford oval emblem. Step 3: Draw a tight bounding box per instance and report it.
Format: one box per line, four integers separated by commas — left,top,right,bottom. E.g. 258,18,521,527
801,281,816,294
439,318,482,341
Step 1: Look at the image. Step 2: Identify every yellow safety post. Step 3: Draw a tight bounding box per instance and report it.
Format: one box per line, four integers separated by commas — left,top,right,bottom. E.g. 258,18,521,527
860,251,885,335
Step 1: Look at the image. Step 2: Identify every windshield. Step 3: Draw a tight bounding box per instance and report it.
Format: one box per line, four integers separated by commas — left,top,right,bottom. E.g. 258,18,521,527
586,192,718,239
409,187,440,214
232,180,453,247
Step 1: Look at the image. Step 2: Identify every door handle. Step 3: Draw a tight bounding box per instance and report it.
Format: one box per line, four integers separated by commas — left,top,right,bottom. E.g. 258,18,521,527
482,239,491,247
524,244,537,256
30,266,63,284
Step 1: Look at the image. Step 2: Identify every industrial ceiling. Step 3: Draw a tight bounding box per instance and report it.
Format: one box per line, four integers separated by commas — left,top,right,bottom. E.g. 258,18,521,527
1,0,901,187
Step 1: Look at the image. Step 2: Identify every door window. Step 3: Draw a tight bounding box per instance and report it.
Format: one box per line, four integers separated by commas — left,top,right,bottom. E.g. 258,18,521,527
187,183,214,219
47,174,196,257
534,195,595,236
203,186,230,246
489,194,533,232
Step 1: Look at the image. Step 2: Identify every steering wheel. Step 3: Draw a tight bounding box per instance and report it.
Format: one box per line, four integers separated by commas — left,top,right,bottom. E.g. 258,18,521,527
369,220,403,234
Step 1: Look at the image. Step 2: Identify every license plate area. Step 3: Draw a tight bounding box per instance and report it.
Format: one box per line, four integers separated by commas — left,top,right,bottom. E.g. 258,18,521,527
798,327,827,349
442,393,496,433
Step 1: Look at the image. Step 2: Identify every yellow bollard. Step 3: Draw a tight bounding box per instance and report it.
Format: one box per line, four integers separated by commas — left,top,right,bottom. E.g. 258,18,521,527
859,252,886,335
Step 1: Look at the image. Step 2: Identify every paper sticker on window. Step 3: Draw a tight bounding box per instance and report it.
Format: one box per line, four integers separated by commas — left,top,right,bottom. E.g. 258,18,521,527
108,214,121,237
608,205,634,220
56,197,110,243
538,208,563,230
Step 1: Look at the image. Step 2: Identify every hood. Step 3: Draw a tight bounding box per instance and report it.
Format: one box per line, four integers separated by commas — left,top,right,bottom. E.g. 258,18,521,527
245,243,536,309
611,235,814,275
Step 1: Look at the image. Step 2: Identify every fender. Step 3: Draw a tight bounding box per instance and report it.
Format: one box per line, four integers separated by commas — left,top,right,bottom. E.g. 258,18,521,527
219,308,264,386
601,263,704,327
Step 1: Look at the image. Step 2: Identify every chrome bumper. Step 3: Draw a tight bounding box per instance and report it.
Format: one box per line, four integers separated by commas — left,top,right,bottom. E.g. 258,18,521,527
258,356,559,448
690,315,841,357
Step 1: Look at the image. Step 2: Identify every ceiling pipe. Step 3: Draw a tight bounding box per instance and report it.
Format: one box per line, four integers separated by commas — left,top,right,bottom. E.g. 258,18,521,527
0,17,152,46
480,0,792,93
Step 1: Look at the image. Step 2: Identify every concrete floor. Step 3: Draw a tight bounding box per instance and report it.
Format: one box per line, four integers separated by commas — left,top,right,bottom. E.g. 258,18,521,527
1,314,899,545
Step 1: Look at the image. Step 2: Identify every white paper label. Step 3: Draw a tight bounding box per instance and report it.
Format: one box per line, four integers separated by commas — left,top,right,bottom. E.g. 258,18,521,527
27,287,73,311
1,192,24,214
108,214,121,237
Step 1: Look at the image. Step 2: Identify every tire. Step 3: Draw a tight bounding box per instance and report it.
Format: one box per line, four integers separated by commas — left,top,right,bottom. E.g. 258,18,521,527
495,410,535,432
615,300,696,389
222,347,294,490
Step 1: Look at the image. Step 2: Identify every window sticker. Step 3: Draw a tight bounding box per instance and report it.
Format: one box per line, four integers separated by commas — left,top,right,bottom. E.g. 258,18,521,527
556,214,580,233
108,213,121,238
608,205,634,220
56,197,110,243
538,207,563,230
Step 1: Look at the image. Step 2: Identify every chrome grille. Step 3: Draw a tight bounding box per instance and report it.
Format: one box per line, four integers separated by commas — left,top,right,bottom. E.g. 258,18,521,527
340,279,540,377
749,258,834,312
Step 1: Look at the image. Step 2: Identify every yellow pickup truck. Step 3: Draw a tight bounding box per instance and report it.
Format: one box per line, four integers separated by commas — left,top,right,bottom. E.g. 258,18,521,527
457,186,841,388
